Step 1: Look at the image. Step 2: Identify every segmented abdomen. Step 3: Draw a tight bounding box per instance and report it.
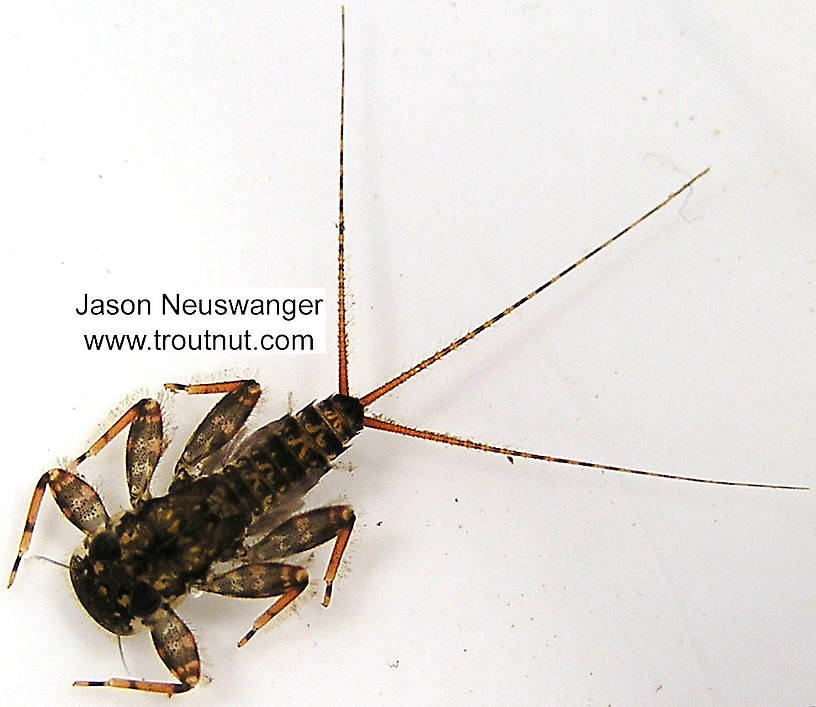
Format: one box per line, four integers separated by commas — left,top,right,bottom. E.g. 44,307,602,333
207,394,363,525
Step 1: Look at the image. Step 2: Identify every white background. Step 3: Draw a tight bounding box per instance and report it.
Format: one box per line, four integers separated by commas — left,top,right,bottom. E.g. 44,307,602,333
1,2,814,705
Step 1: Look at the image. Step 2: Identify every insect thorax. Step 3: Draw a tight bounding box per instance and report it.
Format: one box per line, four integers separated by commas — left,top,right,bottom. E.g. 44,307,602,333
69,393,363,636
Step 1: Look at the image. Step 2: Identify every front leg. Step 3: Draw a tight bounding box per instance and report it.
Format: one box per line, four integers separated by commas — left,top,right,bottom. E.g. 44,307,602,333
75,606,200,695
8,469,108,586
9,397,164,585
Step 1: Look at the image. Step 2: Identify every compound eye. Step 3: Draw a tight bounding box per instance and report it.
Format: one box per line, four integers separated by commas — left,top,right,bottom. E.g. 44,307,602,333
131,581,162,617
88,531,121,561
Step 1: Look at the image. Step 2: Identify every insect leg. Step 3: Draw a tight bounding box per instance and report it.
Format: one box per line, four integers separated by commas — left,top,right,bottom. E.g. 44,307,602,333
73,397,164,506
10,399,162,585
165,379,261,485
74,606,200,694
8,469,108,586
244,505,355,607
125,399,163,506
195,562,309,647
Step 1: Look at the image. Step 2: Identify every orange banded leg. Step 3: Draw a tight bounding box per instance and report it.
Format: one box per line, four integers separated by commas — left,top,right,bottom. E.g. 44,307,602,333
10,399,162,586
75,397,164,506
246,505,356,607
8,469,108,587
75,606,199,695
165,379,261,485
75,398,160,464
125,399,163,505
196,562,309,647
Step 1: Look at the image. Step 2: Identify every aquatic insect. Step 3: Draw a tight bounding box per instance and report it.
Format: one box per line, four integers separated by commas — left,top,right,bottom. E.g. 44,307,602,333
7,6,809,700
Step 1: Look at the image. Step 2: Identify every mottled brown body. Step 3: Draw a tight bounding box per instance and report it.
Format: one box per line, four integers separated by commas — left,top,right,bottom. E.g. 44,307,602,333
13,385,362,693
70,392,362,634
9,7,803,699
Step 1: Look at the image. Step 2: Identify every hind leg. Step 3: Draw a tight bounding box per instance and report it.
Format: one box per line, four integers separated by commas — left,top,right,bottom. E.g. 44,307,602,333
245,505,356,607
197,505,356,646
165,379,261,485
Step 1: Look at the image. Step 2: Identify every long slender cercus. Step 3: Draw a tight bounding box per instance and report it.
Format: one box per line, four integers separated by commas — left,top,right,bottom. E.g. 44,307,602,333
8,6,808,699
346,168,806,491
